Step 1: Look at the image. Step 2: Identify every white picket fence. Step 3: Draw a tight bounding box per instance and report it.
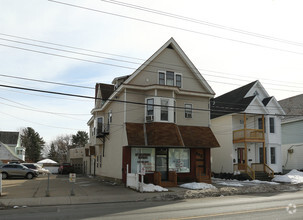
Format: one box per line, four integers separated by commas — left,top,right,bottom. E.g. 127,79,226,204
126,164,144,192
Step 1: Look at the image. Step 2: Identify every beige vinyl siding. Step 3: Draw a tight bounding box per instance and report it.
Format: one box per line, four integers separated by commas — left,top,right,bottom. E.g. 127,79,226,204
211,115,234,173
176,95,210,127
94,95,127,179
129,48,208,93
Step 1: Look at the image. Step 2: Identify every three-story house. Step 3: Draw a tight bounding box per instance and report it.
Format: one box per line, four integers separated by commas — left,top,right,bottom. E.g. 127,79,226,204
85,38,219,185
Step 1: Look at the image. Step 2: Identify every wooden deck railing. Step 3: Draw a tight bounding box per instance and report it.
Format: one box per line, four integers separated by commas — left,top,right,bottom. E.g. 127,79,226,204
233,129,264,142
252,163,275,178
233,163,255,180
264,164,275,178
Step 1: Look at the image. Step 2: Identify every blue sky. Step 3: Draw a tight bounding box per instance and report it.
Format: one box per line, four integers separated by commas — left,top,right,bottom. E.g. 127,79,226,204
1,0,303,145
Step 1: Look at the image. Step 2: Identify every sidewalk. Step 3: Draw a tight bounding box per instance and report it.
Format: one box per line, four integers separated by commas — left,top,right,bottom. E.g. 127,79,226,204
0,174,185,207
1,174,302,208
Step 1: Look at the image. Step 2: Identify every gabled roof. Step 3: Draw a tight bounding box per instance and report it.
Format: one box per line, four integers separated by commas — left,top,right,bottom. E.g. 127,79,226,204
125,122,220,148
95,38,216,112
211,81,257,119
123,37,215,95
0,141,23,162
262,97,273,106
211,80,283,119
279,94,303,123
279,94,303,116
0,131,19,145
95,83,115,101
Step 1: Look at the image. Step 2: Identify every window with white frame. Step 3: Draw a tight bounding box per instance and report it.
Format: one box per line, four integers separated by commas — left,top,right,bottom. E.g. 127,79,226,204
161,99,169,121
166,71,174,86
145,97,175,123
176,74,182,88
158,71,182,88
270,117,275,133
270,147,276,164
159,72,165,85
146,98,154,116
108,110,112,124
185,104,192,118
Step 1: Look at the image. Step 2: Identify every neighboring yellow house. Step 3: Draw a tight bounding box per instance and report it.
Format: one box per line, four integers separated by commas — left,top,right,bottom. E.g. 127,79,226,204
84,38,219,185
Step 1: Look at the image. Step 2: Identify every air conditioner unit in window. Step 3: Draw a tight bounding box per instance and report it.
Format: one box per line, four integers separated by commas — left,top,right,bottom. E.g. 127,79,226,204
146,115,154,122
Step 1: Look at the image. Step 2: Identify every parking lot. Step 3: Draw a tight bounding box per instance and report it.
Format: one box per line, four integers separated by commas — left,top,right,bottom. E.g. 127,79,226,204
1,174,139,199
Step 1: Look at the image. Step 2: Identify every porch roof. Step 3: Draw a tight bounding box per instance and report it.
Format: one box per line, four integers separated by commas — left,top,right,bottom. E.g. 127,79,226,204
125,122,220,148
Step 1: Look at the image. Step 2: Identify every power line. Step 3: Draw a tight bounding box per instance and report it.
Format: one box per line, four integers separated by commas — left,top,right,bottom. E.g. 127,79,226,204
2,32,303,88
0,83,296,117
0,96,89,116
0,109,82,131
101,0,303,48
2,40,303,95
49,0,303,56
0,73,94,90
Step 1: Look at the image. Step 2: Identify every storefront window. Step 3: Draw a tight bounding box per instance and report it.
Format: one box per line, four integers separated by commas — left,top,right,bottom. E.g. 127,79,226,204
131,148,155,173
169,149,190,173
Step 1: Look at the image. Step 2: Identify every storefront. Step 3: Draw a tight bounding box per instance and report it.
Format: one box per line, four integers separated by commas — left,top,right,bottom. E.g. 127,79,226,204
122,122,220,185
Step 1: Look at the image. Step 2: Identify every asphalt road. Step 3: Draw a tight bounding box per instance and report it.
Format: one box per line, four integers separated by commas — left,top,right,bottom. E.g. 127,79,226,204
1,191,303,220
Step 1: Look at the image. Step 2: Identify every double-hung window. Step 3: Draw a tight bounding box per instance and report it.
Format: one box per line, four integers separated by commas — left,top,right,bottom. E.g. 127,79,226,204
159,72,165,85
147,98,154,116
270,117,275,133
185,104,192,118
159,71,182,88
166,71,174,86
270,147,276,164
176,74,182,88
161,99,169,121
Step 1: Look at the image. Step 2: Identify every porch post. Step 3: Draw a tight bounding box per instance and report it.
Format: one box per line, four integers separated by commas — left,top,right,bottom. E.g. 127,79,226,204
262,114,266,172
244,114,247,171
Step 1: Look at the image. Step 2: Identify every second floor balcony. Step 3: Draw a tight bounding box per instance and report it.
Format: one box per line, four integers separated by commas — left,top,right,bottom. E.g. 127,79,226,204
233,129,264,143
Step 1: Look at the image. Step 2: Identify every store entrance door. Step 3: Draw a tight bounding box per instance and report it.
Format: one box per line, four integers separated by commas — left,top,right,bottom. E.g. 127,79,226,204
195,149,206,182
156,148,168,181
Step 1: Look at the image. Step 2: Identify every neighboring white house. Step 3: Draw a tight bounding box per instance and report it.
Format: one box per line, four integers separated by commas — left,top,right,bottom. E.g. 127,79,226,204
279,94,303,171
211,81,285,178
0,131,25,162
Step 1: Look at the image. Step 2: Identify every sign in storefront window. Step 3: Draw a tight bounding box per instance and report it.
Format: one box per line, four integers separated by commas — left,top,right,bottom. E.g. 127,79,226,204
131,148,155,173
169,149,190,173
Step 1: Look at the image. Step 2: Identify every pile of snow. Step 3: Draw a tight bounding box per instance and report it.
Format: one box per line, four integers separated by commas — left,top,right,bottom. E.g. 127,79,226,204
180,182,216,190
212,178,279,187
245,180,279,185
273,169,303,184
142,183,168,192
217,182,244,187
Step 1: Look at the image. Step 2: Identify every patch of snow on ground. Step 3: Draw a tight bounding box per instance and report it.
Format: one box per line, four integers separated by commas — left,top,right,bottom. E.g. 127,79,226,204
212,178,279,187
273,169,303,184
142,183,168,192
217,182,244,187
245,180,279,185
180,182,216,190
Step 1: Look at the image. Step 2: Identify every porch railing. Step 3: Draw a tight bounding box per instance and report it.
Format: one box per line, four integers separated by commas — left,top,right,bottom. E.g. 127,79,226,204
233,129,264,142
264,164,275,178
233,164,255,180
252,163,275,178
246,165,255,180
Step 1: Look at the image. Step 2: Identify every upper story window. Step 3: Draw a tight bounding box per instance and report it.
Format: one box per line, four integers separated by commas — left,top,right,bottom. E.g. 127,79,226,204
166,71,174,86
147,99,154,116
269,117,275,133
185,104,192,118
161,99,169,121
158,71,182,88
159,72,165,85
145,97,175,123
108,110,112,124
